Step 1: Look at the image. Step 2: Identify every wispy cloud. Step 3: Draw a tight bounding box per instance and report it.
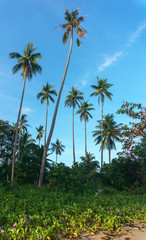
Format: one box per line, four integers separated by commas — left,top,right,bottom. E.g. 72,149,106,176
0,70,10,78
21,107,35,114
128,22,146,46
98,51,123,72
80,71,90,87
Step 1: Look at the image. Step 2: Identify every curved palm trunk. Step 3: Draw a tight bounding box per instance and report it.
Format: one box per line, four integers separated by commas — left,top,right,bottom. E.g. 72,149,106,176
11,73,26,185
85,117,87,160
101,97,103,168
38,29,73,187
44,100,49,146
72,105,76,165
56,154,57,164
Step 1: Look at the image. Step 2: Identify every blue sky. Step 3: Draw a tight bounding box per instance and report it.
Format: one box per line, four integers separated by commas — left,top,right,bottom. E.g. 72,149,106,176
0,0,146,166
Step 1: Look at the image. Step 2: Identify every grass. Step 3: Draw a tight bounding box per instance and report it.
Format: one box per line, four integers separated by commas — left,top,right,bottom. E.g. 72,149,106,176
0,185,145,239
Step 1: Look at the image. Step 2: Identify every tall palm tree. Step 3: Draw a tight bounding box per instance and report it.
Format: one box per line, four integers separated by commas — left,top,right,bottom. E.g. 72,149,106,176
65,87,83,164
9,41,42,185
93,114,121,164
50,139,65,163
36,125,44,147
18,114,30,157
37,83,57,146
76,101,94,160
90,77,113,168
38,8,87,186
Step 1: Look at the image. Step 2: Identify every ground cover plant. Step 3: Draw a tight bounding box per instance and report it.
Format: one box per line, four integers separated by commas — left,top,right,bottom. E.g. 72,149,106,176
0,185,145,239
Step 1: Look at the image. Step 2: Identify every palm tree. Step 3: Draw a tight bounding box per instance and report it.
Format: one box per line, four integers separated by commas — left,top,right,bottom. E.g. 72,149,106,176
93,114,121,164
65,87,83,164
38,8,87,186
36,125,44,147
37,83,57,146
50,139,65,163
9,41,42,185
90,77,113,168
18,114,30,157
19,132,35,154
76,101,94,160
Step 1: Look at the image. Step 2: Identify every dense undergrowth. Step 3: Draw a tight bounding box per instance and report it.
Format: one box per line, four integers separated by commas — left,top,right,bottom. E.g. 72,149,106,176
0,185,145,239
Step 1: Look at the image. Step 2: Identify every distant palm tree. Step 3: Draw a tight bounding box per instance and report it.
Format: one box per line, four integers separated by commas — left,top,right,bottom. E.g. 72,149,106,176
38,8,87,186
36,125,44,147
65,87,83,164
37,83,57,146
93,114,121,164
76,101,94,160
90,77,113,168
80,152,96,162
20,132,35,153
9,41,42,185
18,114,30,157
50,139,65,163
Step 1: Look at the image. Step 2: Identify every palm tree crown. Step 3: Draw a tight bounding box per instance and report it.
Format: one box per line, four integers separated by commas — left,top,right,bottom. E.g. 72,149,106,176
76,100,94,122
36,125,44,146
50,139,65,163
37,83,57,104
93,114,121,164
65,87,84,108
59,8,87,46
9,41,42,80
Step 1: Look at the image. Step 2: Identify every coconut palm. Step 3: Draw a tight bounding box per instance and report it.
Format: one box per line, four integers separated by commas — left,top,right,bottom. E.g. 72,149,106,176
38,8,87,186
9,41,42,185
76,101,94,160
50,139,65,163
65,87,83,164
18,114,30,157
37,83,57,146
93,114,121,164
36,125,44,147
19,132,35,154
90,77,113,168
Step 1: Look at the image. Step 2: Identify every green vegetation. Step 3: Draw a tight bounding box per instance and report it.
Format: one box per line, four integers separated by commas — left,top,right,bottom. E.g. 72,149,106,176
0,186,145,239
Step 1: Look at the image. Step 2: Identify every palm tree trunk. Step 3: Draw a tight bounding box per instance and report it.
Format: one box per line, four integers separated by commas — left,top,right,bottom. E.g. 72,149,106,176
109,145,111,164
85,118,87,160
44,100,49,147
38,28,73,187
18,128,21,158
11,72,26,185
72,105,76,165
101,96,103,168
56,154,57,164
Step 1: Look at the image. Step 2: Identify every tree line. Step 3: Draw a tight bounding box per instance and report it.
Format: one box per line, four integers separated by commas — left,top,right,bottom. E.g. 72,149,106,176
1,8,145,187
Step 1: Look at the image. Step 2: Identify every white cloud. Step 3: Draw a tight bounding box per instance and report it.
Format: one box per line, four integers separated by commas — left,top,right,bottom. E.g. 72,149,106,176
0,70,10,78
98,51,122,72
80,71,90,87
128,22,146,45
21,107,35,114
